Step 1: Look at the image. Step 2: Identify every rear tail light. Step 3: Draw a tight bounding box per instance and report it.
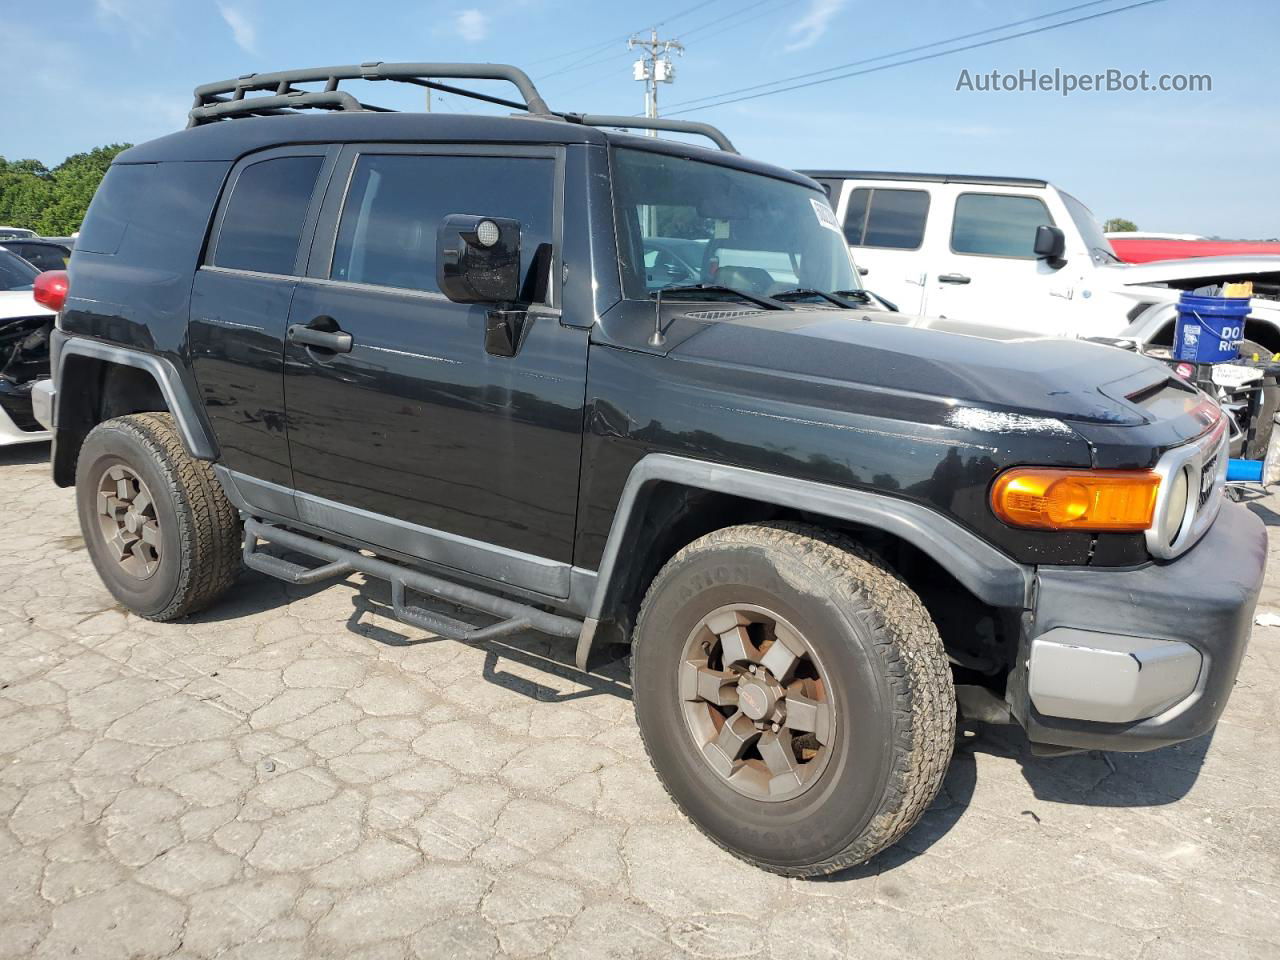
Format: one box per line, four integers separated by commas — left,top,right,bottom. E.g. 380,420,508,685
990,467,1160,532
33,270,68,312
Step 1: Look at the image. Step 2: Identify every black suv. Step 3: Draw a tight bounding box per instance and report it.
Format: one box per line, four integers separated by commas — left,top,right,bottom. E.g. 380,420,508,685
34,63,1265,877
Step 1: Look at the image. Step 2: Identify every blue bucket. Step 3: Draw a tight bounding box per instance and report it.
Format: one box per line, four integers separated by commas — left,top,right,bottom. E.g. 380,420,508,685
1173,292,1250,363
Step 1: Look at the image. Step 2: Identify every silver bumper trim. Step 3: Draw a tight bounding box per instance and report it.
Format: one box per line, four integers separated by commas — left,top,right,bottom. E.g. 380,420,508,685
31,379,55,431
1028,627,1203,724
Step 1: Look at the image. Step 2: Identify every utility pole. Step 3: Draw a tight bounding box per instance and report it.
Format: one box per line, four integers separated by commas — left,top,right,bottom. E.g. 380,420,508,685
629,28,683,137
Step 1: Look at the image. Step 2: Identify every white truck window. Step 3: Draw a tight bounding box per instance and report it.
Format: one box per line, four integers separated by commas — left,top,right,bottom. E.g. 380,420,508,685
842,188,930,250
951,193,1053,259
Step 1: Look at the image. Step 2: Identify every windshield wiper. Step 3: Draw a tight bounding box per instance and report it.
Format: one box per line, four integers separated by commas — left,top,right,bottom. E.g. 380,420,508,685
650,283,788,311
772,287,871,308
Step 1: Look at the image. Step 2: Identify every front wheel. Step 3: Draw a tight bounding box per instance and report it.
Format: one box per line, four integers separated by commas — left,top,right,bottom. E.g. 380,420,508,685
75,413,241,620
631,522,955,877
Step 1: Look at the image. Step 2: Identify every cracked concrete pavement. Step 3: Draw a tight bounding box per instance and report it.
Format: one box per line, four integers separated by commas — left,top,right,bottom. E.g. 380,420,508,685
0,441,1278,959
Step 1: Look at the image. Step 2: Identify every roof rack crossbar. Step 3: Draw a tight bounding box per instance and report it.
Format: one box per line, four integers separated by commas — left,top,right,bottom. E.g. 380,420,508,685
574,115,737,153
188,62,552,126
189,91,365,124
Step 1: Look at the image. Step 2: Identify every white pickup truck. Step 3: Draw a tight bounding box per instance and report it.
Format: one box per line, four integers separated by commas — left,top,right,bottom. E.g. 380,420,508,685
802,170,1280,353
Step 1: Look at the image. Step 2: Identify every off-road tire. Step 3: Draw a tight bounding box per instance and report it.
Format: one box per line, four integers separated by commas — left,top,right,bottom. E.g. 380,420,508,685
631,521,955,877
76,413,241,620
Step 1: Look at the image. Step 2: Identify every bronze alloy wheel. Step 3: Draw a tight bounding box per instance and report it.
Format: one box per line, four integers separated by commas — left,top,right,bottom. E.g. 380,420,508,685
678,603,835,803
95,463,162,580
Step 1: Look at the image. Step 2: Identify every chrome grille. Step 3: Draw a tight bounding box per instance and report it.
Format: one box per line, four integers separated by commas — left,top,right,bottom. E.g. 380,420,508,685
1146,415,1229,560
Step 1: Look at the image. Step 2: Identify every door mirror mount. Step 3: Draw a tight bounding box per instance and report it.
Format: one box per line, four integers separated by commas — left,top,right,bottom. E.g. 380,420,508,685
437,214,522,304
1033,224,1067,266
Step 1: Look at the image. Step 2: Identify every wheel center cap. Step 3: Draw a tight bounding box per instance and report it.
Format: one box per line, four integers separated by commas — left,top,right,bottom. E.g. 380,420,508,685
737,676,778,721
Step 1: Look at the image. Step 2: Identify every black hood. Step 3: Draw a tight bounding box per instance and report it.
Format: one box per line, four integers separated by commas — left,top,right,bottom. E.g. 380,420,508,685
668,307,1180,427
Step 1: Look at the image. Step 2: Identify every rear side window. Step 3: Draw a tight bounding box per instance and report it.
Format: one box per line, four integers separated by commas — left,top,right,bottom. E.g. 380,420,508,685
330,153,554,300
951,193,1053,258
212,156,323,275
78,164,155,254
842,188,930,249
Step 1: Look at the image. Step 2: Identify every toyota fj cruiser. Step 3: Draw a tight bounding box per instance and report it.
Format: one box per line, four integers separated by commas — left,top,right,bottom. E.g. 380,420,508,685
34,63,1266,877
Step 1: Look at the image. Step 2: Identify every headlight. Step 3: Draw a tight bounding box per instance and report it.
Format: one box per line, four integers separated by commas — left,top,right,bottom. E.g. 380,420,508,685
1160,465,1191,544
990,467,1160,532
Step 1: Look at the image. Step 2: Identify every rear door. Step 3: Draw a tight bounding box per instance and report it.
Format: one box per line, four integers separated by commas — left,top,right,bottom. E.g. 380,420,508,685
831,181,933,313
283,144,588,586
190,146,335,506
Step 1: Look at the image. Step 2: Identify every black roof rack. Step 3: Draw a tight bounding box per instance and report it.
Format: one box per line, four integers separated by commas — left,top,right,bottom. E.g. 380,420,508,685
188,62,553,127
572,115,737,153
798,170,1048,188
186,61,738,153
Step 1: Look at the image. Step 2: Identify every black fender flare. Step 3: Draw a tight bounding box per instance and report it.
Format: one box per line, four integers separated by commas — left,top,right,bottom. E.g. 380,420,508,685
53,335,218,461
576,453,1032,669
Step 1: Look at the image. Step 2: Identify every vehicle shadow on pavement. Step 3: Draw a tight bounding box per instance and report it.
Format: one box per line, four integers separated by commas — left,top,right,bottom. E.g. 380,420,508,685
344,576,633,703
0,440,50,466
823,722,1212,883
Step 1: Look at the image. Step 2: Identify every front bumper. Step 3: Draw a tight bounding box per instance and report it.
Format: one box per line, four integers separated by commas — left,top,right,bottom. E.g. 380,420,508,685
1018,499,1265,752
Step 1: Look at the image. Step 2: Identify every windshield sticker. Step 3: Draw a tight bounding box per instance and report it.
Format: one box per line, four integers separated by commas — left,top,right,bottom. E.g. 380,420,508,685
810,198,842,235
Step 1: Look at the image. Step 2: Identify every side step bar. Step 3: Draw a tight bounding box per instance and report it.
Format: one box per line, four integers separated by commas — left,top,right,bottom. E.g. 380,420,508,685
242,518,583,644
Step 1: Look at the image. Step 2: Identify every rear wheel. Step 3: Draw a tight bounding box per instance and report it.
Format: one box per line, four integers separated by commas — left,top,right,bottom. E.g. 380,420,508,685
76,413,241,620
631,522,955,877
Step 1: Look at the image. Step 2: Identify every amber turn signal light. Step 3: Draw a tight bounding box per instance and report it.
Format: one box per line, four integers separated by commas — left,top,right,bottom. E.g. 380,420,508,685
990,468,1160,532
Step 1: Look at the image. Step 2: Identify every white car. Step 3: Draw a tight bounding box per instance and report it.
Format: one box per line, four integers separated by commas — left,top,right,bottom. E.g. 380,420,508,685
802,170,1280,351
0,249,55,445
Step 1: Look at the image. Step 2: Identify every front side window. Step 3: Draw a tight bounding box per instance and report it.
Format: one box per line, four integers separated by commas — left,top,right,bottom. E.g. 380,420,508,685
612,148,858,300
331,154,555,300
951,193,1054,259
842,188,930,249
212,156,323,275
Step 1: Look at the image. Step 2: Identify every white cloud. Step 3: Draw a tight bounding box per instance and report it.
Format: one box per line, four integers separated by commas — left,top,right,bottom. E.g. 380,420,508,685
785,0,847,53
218,4,258,54
454,9,489,42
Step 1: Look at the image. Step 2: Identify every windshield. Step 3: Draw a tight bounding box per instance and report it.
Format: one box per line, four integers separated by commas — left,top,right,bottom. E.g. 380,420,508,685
1060,190,1120,265
0,249,38,291
611,148,860,300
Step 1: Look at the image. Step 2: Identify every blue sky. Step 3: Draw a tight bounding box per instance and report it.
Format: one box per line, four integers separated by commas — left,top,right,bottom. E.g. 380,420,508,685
5,0,1277,237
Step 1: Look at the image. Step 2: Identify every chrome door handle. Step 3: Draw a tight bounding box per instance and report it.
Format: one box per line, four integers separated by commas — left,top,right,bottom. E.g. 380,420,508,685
938,273,972,285
288,321,353,353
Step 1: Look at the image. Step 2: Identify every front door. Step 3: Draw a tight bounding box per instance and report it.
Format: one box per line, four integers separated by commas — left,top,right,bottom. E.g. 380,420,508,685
927,189,1073,335
283,145,587,590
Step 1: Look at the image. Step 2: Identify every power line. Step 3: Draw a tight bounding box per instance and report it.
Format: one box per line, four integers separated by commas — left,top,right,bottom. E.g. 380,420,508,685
664,0,1125,112
667,0,1168,116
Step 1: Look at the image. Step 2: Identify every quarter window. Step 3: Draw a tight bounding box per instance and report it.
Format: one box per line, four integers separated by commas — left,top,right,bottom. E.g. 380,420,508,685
951,193,1054,259
330,154,555,301
212,156,322,275
842,188,930,249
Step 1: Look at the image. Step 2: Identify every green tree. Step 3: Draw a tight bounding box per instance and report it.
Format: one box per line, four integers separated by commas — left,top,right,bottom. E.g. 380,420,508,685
0,144,130,235
1103,217,1139,233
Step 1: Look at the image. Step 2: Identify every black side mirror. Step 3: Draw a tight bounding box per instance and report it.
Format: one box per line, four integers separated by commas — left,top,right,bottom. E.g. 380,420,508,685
437,214,522,304
1033,224,1066,262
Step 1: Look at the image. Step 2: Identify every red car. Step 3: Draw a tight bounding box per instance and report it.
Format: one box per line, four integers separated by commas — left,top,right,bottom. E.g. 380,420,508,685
1109,234,1280,264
